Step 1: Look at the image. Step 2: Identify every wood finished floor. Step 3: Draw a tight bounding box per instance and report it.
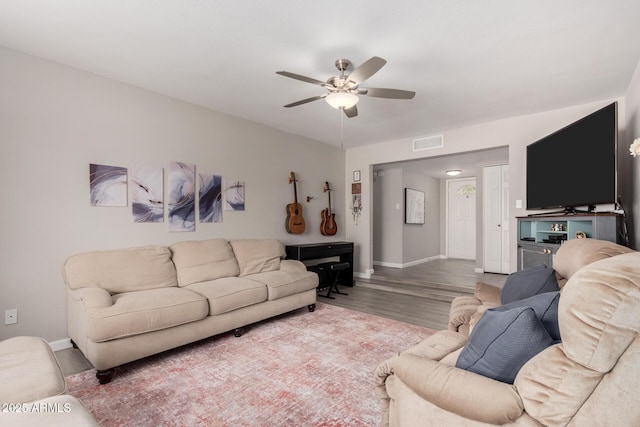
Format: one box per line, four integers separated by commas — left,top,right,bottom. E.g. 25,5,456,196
55,258,507,376
322,258,507,330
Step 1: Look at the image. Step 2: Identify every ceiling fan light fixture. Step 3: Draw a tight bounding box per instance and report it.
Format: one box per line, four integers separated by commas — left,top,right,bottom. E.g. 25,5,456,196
325,92,359,109
446,169,462,176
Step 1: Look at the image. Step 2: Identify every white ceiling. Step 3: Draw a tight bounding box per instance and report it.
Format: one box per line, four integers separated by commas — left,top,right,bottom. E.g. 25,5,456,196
1,1,640,149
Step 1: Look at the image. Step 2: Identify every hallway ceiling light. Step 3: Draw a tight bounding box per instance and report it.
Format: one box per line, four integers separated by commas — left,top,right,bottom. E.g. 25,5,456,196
446,169,462,176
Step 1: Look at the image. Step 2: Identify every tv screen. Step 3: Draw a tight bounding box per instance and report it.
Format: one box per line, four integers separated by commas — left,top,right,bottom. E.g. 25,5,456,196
526,102,617,211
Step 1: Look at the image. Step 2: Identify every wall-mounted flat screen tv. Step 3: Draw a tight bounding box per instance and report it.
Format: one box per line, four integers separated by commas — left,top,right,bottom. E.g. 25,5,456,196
526,102,617,212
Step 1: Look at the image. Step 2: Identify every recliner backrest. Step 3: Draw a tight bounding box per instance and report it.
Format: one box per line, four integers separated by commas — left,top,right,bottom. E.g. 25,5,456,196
515,251,640,425
553,238,633,288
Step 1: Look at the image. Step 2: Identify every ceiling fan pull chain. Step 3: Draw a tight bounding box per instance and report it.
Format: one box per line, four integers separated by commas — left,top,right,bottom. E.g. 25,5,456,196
340,110,344,150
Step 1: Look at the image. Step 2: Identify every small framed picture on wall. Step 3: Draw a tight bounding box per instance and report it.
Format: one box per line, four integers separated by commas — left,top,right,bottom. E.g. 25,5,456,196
353,170,361,182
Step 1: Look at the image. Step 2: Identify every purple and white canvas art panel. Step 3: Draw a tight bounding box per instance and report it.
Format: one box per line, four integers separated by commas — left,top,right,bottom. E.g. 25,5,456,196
223,180,245,211
168,161,196,232
199,173,222,223
89,163,127,207
131,165,164,223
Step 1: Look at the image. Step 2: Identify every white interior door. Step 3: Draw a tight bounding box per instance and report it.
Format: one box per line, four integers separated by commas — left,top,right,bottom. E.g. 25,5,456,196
483,165,510,273
447,178,476,260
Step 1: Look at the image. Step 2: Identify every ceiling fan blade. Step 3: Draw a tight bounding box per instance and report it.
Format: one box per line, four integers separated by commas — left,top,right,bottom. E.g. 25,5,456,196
276,71,326,86
344,105,358,118
363,87,416,99
283,95,326,108
347,56,386,85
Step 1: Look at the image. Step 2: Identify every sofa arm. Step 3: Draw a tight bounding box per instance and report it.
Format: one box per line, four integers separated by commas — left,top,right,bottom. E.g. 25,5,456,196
67,287,112,312
392,353,524,425
280,259,308,273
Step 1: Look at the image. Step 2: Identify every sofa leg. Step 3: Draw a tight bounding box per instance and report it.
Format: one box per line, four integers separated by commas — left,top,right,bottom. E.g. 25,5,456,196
70,339,78,349
233,327,244,337
96,369,114,385
308,304,316,312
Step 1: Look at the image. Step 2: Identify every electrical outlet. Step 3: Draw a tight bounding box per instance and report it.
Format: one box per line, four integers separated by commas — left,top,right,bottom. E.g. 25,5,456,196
4,309,17,325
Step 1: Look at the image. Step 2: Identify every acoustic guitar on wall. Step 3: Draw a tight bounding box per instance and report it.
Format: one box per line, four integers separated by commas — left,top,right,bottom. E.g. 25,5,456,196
320,181,337,236
286,171,305,234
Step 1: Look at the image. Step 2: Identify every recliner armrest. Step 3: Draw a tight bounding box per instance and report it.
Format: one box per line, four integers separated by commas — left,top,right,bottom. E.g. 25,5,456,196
448,296,482,333
474,281,502,304
392,353,524,425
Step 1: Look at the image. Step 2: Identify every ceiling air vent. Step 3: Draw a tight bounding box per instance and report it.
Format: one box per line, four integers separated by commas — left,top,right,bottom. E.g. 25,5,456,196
413,135,443,152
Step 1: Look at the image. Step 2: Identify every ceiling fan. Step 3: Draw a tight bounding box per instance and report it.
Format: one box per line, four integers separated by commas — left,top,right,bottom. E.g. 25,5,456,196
276,56,416,118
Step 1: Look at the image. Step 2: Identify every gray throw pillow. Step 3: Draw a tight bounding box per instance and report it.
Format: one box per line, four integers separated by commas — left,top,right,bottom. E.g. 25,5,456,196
496,291,561,341
456,306,554,384
500,265,559,305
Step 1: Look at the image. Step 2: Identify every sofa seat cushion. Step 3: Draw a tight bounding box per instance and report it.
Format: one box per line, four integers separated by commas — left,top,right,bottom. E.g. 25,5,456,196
246,270,318,300
88,288,208,342
186,277,268,315
170,239,240,286
0,336,66,404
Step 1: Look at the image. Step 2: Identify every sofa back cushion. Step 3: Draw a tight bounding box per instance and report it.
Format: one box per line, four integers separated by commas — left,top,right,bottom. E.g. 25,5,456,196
229,239,285,276
170,239,240,286
63,245,177,293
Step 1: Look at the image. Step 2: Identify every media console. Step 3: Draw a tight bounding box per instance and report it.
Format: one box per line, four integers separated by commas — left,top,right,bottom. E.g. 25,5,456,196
516,213,622,270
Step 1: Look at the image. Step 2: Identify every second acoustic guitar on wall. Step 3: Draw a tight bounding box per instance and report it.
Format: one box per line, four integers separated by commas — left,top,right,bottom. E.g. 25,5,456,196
320,181,337,236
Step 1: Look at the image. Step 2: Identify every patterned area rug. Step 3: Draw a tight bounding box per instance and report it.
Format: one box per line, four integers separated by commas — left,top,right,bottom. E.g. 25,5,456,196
66,303,434,426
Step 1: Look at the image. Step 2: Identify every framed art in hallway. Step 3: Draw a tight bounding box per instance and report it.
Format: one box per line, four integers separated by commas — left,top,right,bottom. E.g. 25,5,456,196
405,187,425,224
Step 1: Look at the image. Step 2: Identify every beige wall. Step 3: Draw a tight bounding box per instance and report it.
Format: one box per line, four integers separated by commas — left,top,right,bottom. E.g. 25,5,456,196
402,171,440,265
346,98,627,277
0,47,344,342
372,167,440,266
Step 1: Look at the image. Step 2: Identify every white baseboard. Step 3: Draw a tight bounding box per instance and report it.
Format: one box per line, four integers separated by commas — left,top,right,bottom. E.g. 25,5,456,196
49,338,72,352
372,261,403,268
354,269,374,280
373,255,445,269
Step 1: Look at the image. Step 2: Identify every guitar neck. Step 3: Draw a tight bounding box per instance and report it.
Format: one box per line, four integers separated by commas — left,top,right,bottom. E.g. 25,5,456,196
293,181,299,205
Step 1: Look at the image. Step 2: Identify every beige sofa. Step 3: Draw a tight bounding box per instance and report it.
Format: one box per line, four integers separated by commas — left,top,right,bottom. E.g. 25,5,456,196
375,239,640,426
63,238,318,384
0,336,97,426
